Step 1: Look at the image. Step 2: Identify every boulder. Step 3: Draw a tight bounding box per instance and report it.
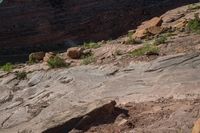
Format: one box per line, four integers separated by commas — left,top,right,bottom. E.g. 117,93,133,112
133,29,148,39
162,12,185,23
29,52,45,62
133,17,163,39
147,26,164,35
66,47,84,59
42,100,116,133
145,17,163,27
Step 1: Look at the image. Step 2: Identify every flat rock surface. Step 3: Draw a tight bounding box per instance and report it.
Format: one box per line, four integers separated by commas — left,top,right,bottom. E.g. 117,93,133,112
1,52,200,132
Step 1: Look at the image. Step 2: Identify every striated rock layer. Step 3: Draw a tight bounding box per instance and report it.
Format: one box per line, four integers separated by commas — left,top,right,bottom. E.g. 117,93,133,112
1,53,200,132
0,0,198,63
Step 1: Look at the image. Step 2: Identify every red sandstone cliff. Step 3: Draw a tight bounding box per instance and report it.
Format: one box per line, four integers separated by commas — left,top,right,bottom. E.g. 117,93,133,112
0,0,198,63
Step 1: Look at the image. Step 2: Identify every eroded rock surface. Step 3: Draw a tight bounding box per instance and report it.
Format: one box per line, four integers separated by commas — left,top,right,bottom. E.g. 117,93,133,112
1,53,200,132
1,2,200,133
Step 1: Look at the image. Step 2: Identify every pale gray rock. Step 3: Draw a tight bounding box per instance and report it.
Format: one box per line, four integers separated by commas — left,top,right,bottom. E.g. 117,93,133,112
28,71,45,87
1,53,200,132
0,86,13,105
1,74,16,85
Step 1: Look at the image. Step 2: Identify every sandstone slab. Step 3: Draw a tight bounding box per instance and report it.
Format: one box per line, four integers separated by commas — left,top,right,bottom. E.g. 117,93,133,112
133,17,163,39
1,53,200,132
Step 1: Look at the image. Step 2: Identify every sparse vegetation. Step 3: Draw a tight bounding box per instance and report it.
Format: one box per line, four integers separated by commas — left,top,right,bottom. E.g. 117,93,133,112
81,49,93,59
47,56,68,68
125,32,142,45
125,37,142,45
187,13,200,33
1,63,13,72
29,55,37,64
129,44,159,57
153,35,167,45
128,31,134,36
81,55,96,65
83,41,101,49
15,71,27,80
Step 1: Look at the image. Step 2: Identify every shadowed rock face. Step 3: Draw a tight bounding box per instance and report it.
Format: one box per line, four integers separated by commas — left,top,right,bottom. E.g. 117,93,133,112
0,0,198,63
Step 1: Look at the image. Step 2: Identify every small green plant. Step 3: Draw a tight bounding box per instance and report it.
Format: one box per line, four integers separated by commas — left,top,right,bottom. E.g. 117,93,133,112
129,44,159,57
154,35,167,45
125,32,141,45
1,63,13,72
125,37,142,45
29,53,39,64
83,41,101,49
47,56,68,68
29,55,37,64
128,31,134,37
187,14,200,33
81,49,93,59
81,55,96,65
15,71,27,80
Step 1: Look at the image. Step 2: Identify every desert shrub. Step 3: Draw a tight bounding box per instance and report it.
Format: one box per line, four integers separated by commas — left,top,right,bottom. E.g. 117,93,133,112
47,56,67,68
125,32,142,45
81,49,93,59
129,44,159,57
29,55,37,64
81,55,96,65
187,14,200,33
154,35,167,45
15,71,27,80
1,63,13,72
125,37,142,45
83,42,101,49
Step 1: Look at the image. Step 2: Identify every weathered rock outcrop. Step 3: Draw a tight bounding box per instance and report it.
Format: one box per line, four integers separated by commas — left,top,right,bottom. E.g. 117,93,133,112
0,0,199,64
1,2,200,132
1,53,200,132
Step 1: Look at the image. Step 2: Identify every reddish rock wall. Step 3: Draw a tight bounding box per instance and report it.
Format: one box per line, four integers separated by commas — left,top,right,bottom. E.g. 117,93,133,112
0,0,198,63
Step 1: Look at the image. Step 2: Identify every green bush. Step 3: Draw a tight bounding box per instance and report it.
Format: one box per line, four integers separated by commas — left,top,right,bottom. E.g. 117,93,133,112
15,71,27,80
47,56,68,68
154,35,167,45
83,42,101,49
29,55,37,64
125,37,142,45
129,44,159,57
81,49,93,59
125,32,141,45
1,63,13,72
187,15,200,33
81,55,96,65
